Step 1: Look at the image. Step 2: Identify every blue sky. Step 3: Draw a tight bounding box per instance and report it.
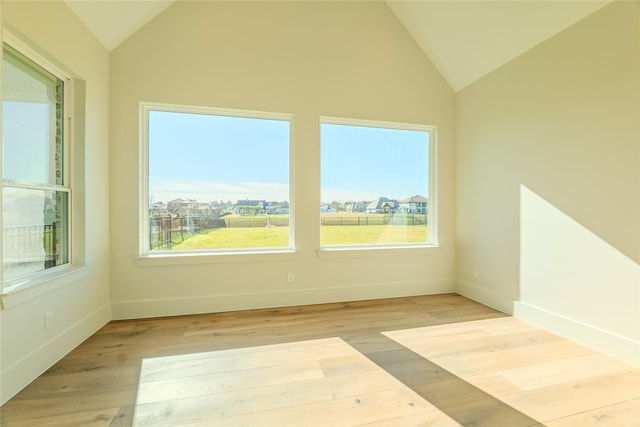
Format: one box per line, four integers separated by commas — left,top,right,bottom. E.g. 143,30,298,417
149,111,429,204
3,102,52,185
149,111,290,203
321,123,429,203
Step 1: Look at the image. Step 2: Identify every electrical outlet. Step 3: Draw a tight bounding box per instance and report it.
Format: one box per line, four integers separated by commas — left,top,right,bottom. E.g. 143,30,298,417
44,312,54,330
287,272,294,283
473,268,480,281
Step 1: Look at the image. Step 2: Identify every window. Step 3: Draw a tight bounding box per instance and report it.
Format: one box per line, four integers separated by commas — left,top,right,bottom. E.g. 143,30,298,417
320,117,435,248
141,103,293,255
2,43,70,285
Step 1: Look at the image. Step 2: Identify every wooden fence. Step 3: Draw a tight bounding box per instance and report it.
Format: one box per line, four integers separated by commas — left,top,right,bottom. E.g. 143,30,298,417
150,216,224,250
320,214,427,226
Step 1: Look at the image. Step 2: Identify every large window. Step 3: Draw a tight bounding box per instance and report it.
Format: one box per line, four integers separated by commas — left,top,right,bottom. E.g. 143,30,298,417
2,43,70,285
320,118,435,248
141,104,293,255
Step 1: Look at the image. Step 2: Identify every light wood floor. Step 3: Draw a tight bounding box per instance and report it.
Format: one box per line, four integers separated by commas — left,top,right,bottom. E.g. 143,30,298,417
1,294,637,426
385,317,640,426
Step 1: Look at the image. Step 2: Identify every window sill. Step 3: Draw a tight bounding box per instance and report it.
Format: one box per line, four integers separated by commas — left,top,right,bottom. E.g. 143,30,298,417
1,265,90,309
136,249,297,266
316,244,440,259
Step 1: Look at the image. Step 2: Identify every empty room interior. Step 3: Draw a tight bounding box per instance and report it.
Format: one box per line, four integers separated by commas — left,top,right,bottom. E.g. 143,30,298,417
0,0,639,425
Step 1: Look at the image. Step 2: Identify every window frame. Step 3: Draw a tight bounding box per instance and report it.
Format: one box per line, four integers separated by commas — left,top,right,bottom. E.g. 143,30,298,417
1,35,75,293
139,102,296,259
319,116,438,251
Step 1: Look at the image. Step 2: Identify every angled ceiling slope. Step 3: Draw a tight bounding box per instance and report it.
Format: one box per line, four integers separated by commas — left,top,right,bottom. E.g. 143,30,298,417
386,0,612,91
65,0,611,91
65,0,175,51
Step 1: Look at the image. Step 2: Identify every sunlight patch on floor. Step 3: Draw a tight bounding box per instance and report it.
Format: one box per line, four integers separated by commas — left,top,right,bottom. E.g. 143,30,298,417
384,317,640,426
133,337,460,426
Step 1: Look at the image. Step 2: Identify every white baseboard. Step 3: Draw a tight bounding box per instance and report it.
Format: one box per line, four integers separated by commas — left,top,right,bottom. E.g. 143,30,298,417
514,301,640,367
0,303,111,405
111,279,456,320
455,280,515,315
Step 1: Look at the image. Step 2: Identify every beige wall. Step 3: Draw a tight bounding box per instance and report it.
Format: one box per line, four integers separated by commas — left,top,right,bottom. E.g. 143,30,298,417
456,2,639,363
0,1,111,403
109,1,456,319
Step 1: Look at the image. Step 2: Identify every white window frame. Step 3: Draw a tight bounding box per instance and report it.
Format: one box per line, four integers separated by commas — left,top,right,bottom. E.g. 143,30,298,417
138,102,296,260
1,34,77,294
319,116,438,252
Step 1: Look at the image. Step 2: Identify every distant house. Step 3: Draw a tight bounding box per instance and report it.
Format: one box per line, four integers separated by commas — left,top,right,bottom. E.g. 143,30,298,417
211,200,235,214
233,199,265,215
320,204,337,213
149,201,168,216
398,195,428,214
345,201,369,213
166,198,201,216
167,198,185,214
365,197,398,214
196,203,213,216
265,201,289,215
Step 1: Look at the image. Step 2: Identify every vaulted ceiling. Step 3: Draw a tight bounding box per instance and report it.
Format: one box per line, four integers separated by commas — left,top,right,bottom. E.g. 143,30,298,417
64,0,611,92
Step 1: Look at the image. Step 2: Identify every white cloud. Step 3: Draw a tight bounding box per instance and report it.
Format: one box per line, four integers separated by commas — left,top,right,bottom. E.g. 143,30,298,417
149,178,289,203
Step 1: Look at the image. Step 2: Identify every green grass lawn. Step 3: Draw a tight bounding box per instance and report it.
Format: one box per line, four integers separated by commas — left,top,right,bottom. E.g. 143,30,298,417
171,224,427,250
321,224,427,245
172,226,289,250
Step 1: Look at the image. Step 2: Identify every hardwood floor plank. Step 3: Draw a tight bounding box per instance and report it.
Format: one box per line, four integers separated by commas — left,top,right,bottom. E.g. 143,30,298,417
318,354,379,377
440,398,542,427
2,294,636,426
1,386,138,423
384,316,640,426
14,367,141,395
354,337,542,426
498,351,637,391
1,407,121,427
544,399,640,426
136,359,326,405
187,388,450,427
134,369,405,426
502,370,640,422
133,337,435,426
355,412,462,427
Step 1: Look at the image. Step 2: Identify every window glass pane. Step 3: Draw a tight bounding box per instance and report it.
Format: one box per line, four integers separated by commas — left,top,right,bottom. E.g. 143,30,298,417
148,109,291,252
2,43,69,286
3,187,69,282
2,44,64,186
321,122,430,246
